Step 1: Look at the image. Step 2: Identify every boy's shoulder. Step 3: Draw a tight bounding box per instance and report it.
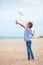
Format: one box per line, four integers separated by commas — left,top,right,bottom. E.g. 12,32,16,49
25,28,32,32
25,27,32,30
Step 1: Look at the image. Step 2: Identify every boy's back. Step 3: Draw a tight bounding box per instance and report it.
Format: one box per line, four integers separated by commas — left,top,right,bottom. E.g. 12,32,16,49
24,28,32,41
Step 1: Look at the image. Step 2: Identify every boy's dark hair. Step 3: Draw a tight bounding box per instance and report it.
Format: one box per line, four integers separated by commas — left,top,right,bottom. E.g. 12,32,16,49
28,22,33,28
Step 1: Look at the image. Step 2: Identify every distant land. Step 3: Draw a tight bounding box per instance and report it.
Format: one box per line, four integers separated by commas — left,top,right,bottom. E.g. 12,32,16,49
38,35,43,38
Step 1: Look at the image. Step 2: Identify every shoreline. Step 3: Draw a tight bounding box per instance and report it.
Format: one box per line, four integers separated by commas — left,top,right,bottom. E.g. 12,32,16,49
0,37,43,39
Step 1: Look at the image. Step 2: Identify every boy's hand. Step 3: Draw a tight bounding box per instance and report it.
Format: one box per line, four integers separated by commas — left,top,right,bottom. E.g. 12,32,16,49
33,31,35,34
16,20,19,24
31,31,35,36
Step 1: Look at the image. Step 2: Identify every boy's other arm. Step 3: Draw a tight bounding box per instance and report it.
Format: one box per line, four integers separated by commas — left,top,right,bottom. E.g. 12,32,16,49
16,20,25,29
31,31,35,36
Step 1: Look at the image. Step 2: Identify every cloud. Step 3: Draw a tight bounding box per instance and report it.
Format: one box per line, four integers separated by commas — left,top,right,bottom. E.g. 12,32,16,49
23,0,43,8
0,0,43,9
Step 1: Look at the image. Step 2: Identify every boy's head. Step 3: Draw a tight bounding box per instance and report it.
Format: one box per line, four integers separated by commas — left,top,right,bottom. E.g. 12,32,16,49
26,22,33,28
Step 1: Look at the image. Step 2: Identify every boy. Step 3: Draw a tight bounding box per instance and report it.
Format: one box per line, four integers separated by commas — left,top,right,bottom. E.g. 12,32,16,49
16,20,35,60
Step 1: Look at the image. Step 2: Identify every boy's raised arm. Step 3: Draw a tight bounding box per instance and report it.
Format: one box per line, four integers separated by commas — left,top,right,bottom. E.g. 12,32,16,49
16,20,25,29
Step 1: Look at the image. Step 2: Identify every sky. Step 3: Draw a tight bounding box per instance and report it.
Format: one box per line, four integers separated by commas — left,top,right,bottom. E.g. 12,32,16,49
0,0,43,37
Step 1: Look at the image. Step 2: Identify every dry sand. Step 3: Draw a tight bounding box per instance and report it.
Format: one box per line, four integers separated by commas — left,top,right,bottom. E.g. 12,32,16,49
0,38,43,65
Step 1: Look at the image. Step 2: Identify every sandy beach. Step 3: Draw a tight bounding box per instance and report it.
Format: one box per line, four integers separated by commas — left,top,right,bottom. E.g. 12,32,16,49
0,38,43,65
